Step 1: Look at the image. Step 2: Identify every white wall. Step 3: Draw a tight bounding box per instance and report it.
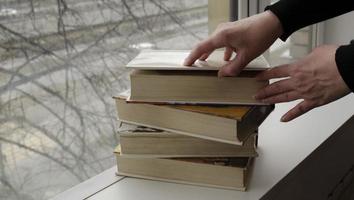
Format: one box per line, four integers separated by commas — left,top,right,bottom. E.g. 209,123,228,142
324,12,354,45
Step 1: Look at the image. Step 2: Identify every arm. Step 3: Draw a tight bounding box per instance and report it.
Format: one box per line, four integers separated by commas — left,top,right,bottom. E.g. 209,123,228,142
255,45,351,122
266,0,354,40
184,11,283,76
253,1,354,122
185,1,354,77
185,1,354,122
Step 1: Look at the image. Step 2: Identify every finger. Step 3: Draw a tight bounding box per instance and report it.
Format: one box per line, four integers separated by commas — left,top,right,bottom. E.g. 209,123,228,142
254,78,294,100
184,38,219,66
281,100,316,122
259,90,300,104
256,64,293,81
199,52,212,61
224,47,233,61
218,51,246,77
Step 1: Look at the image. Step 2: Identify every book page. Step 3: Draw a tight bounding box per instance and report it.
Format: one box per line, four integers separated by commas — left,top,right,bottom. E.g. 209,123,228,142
126,49,269,71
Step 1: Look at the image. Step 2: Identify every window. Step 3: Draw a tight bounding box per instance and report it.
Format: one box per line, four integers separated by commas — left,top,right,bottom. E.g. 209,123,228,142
0,1,207,199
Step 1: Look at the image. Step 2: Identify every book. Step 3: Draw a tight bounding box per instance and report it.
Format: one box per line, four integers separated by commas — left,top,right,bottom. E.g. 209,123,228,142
119,129,258,157
127,49,270,105
126,49,269,71
129,70,268,105
115,146,253,191
114,91,273,145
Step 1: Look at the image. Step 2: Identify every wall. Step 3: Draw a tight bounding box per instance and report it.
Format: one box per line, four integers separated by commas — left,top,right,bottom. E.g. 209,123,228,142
324,12,354,45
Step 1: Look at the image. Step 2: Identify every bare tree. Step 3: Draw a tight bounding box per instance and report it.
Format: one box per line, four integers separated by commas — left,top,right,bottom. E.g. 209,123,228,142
0,0,207,199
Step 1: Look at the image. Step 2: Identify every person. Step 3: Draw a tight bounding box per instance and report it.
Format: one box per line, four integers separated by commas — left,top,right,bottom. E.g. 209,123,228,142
184,1,354,122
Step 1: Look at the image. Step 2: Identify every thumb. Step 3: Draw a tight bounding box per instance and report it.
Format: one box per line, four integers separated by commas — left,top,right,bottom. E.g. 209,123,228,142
218,51,247,77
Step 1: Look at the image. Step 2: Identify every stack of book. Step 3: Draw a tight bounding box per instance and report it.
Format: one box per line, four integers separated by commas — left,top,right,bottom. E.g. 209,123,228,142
113,49,274,191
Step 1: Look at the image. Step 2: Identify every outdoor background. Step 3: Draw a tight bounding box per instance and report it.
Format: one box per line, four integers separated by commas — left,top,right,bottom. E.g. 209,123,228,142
0,1,208,199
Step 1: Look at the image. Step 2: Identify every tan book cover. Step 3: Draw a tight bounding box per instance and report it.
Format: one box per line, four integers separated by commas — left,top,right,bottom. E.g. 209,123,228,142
114,91,273,145
115,146,253,191
119,130,258,157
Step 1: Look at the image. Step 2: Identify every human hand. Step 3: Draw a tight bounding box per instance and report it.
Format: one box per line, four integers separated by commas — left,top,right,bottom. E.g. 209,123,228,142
184,11,283,77
255,45,351,122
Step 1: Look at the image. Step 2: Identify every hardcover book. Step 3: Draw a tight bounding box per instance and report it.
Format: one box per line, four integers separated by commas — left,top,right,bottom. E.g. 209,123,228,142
119,129,258,157
115,146,253,191
114,91,273,145
127,49,270,105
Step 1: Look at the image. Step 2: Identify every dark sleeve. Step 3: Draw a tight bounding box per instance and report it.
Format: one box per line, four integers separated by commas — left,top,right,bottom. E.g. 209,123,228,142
265,1,354,41
336,42,354,92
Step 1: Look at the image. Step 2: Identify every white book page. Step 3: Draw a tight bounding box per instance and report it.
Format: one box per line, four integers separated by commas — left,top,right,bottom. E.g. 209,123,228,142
126,49,269,71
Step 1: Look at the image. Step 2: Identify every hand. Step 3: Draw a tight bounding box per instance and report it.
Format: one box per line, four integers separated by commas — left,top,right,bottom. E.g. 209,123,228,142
255,45,351,122
184,11,283,77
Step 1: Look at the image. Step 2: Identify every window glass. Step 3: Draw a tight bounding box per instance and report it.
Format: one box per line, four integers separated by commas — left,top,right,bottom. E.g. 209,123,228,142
0,1,208,199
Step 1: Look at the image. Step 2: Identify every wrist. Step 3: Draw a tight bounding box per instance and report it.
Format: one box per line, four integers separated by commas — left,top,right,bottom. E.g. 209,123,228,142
263,10,284,39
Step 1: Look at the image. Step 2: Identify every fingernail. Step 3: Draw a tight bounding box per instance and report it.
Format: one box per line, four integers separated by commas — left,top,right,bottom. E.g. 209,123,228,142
280,115,287,122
